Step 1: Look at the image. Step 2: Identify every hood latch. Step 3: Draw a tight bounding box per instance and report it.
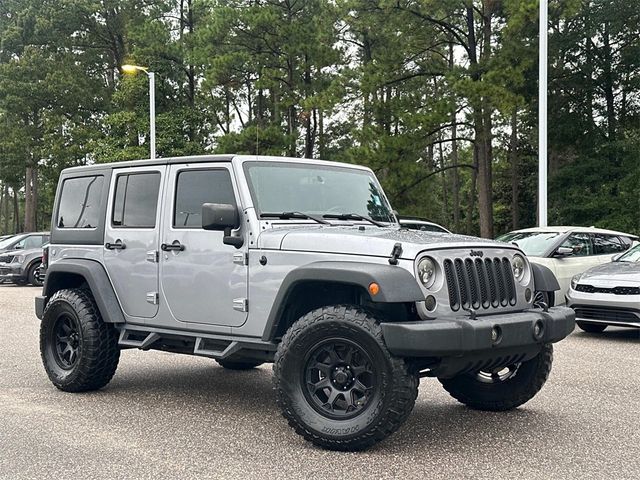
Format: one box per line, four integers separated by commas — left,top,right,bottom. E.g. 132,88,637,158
388,242,403,265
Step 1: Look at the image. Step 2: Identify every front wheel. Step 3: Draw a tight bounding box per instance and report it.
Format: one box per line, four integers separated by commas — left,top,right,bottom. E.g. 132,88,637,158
274,305,418,451
439,344,553,411
533,290,555,309
576,321,607,333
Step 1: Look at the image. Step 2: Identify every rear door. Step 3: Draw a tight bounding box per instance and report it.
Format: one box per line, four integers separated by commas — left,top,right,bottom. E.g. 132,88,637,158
103,166,165,319
159,163,248,327
591,234,627,264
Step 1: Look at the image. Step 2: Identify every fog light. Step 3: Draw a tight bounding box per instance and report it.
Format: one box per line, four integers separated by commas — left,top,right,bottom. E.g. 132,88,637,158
425,295,437,311
533,320,544,340
491,326,502,344
525,288,532,302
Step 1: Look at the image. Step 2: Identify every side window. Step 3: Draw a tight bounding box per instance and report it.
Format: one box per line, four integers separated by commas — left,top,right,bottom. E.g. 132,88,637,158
560,233,592,256
13,236,27,249
57,176,104,229
23,235,44,249
619,236,632,250
592,234,625,255
112,172,161,228
173,169,236,228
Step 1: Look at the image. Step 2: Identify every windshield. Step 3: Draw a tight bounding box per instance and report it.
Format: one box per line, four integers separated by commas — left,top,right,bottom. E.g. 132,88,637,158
244,162,396,223
496,231,563,256
0,234,22,250
618,244,640,262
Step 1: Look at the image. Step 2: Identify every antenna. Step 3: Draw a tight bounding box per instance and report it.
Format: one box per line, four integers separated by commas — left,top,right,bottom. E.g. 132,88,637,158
256,123,259,155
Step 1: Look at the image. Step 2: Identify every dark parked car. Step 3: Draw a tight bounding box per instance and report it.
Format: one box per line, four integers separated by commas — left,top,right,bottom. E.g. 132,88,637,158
0,243,47,286
0,232,50,254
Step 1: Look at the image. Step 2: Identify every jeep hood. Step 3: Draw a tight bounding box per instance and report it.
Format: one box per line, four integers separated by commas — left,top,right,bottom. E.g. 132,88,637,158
578,261,640,286
257,225,514,260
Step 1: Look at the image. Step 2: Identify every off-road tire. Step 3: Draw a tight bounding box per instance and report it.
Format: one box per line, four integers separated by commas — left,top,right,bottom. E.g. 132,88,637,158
439,343,553,412
533,290,555,308
216,359,263,370
274,305,418,451
576,321,607,333
27,262,43,287
40,288,120,392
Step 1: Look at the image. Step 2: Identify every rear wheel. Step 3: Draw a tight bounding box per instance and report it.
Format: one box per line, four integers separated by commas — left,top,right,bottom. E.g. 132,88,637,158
40,288,120,392
216,359,263,370
439,344,553,411
576,321,607,333
274,305,418,451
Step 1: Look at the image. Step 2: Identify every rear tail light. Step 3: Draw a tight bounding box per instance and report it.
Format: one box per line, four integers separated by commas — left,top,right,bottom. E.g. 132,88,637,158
42,245,49,270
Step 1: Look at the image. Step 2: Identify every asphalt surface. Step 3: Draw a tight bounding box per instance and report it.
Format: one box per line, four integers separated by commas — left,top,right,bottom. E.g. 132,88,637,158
1,285,639,480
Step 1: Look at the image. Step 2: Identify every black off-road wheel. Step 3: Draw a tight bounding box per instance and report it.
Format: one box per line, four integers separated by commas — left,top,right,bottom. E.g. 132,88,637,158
439,344,553,411
27,262,43,287
576,321,607,333
40,288,120,392
274,305,418,451
533,290,555,308
216,359,263,370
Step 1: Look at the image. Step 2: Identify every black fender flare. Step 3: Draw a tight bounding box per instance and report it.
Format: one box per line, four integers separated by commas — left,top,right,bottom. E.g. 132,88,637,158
261,261,424,341
531,262,560,292
40,259,125,323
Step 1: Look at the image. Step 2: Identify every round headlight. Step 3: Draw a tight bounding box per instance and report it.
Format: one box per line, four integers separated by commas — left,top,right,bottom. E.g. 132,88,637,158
417,257,437,289
570,274,582,290
511,254,526,282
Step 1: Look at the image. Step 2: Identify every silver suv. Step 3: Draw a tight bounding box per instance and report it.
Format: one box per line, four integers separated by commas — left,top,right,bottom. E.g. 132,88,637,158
35,155,575,451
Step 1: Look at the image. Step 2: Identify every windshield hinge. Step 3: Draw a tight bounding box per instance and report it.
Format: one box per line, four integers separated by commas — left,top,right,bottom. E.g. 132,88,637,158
388,242,403,265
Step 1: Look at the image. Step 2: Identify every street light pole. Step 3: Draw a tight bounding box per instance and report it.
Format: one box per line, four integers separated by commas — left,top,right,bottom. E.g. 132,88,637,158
148,71,156,160
121,64,156,160
538,0,548,227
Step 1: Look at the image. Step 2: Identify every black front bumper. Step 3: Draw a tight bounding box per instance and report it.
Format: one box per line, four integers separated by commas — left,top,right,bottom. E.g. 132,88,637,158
381,306,575,361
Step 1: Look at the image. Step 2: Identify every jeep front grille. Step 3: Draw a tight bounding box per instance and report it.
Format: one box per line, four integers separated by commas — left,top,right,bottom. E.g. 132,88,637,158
444,257,516,311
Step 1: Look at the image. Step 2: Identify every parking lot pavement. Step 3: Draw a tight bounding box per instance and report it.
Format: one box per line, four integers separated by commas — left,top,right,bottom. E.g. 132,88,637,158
1,286,639,480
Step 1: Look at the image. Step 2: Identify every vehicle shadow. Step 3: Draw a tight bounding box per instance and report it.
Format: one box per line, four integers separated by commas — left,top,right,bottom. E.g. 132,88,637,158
574,327,640,342
97,360,567,454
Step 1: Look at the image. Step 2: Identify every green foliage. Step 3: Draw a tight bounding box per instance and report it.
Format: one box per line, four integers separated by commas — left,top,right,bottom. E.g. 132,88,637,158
0,0,639,237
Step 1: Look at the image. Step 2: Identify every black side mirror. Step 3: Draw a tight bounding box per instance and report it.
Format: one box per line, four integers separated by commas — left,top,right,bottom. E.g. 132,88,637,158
202,203,244,248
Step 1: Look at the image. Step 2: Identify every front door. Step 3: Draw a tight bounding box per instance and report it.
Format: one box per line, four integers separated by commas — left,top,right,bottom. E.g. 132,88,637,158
553,232,599,295
103,166,165,319
159,163,248,327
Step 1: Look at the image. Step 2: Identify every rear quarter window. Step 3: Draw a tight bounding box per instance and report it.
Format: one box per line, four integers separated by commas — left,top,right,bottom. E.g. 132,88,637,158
57,176,105,229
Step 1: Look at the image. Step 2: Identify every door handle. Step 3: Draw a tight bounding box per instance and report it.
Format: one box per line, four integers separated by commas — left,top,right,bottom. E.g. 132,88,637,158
105,239,126,250
161,241,185,252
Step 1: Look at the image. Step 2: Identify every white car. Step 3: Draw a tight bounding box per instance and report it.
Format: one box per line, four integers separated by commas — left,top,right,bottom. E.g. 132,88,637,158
497,226,638,305
399,218,451,234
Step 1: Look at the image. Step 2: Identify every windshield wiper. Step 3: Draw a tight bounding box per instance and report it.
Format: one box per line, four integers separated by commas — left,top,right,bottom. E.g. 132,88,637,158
322,212,386,227
260,211,331,225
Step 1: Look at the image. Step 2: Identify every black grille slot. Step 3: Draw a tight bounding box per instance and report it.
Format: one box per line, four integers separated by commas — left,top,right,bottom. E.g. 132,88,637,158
444,260,460,311
444,255,517,312
576,284,640,295
574,307,639,323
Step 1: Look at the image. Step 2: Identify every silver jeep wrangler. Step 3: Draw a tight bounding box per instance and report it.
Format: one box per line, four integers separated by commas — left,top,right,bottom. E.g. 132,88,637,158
36,155,575,451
